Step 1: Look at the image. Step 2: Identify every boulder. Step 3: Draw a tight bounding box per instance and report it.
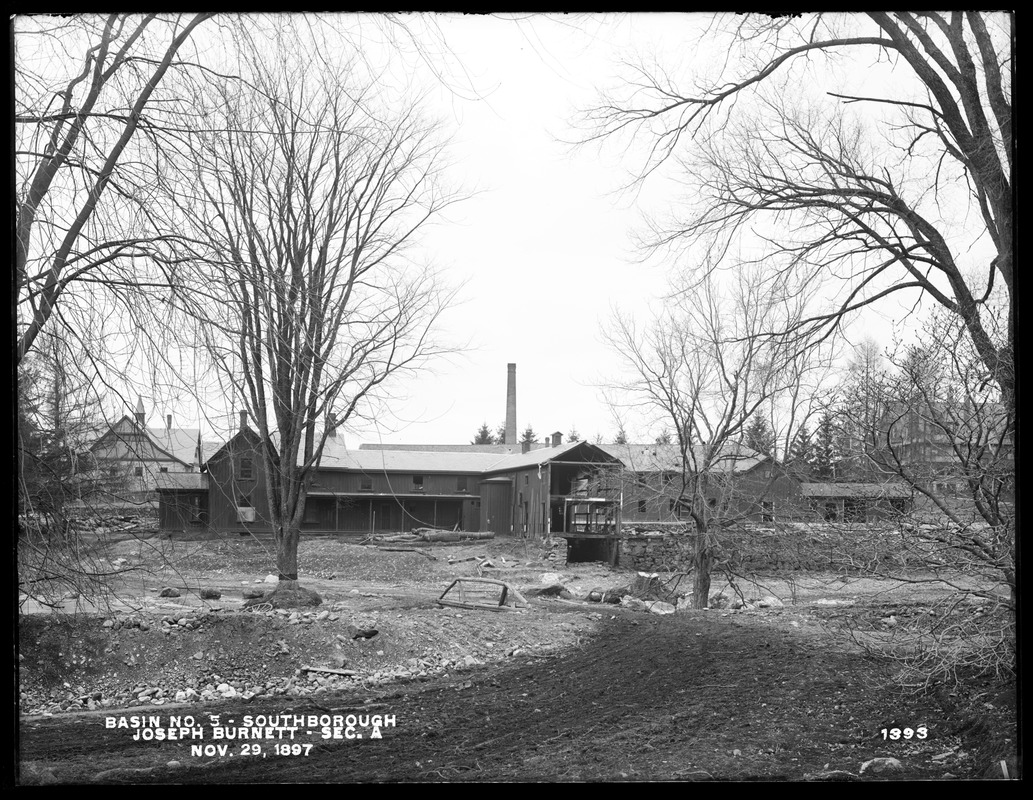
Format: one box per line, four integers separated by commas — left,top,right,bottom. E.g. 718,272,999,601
620,595,649,612
708,592,730,609
756,596,784,608
646,601,676,615
158,587,180,598
524,584,573,599
859,757,902,775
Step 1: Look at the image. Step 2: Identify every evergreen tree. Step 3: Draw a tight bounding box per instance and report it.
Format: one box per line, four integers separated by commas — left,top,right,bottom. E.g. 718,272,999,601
812,410,840,480
654,429,672,445
519,425,538,446
471,422,495,445
787,424,814,475
744,414,775,457
567,428,580,443
494,422,507,445
614,428,628,445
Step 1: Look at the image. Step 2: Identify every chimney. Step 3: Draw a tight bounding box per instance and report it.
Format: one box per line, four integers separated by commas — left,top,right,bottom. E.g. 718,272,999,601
506,363,517,446
135,396,145,426
521,440,531,454
328,413,337,439
551,431,562,447
166,413,173,431
239,410,247,431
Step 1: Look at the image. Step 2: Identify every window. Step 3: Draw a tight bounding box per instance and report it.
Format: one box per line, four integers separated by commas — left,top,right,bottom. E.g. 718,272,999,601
359,476,373,492
189,495,205,525
239,458,254,480
134,466,144,477
304,499,323,524
761,501,774,523
637,499,647,514
524,474,529,485
457,476,468,493
236,494,255,523
159,466,169,473
412,475,424,492
843,498,865,522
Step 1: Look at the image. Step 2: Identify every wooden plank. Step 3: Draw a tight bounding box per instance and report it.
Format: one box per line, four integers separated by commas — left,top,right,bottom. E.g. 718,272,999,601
301,666,358,677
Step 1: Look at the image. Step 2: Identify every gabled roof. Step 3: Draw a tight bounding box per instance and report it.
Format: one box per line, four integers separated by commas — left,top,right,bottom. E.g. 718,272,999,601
800,482,911,499
155,473,209,491
318,442,509,473
90,415,208,467
482,440,620,473
318,438,620,474
358,442,547,453
144,426,206,465
596,442,768,474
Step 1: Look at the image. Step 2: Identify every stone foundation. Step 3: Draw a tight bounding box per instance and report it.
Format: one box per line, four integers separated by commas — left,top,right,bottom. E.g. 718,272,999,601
618,521,929,574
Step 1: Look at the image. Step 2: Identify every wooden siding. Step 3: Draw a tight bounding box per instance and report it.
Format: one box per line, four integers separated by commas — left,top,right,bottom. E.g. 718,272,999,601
311,469,479,498
158,490,209,531
618,467,802,524
205,430,270,534
479,479,512,534
503,466,550,538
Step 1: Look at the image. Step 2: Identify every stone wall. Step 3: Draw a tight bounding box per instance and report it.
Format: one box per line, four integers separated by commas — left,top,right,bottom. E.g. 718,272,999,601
618,521,932,574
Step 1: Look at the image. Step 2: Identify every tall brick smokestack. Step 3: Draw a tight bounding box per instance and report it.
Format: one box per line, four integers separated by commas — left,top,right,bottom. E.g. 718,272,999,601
506,363,517,446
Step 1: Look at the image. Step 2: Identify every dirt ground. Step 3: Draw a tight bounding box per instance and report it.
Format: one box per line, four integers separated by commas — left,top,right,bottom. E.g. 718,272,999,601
17,533,1018,783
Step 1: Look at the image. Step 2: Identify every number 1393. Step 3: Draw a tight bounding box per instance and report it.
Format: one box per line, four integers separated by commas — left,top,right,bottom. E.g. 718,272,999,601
881,726,927,740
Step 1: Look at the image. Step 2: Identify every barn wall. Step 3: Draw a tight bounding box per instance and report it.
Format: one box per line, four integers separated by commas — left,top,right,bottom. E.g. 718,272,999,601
618,467,803,524
157,490,209,531
479,480,512,534
312,470,478,498
206,432,271,533
502,466,550,538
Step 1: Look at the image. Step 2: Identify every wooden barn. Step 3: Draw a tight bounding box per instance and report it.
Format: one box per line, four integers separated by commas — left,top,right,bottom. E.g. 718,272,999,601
157,427,624,539
598,442,802,525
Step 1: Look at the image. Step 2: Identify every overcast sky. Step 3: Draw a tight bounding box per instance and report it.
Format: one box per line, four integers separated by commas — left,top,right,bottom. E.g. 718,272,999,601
34,13,991,446
352,14,678,447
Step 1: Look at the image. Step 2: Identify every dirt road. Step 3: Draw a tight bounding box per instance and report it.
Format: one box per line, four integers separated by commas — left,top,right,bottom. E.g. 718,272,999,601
20,608,997,782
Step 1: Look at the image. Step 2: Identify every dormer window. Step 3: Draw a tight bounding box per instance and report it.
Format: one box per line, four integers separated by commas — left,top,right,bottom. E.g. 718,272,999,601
239,457,254,480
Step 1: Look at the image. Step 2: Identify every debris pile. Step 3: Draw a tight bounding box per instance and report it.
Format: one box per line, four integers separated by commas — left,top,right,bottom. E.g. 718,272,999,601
367,528,496,544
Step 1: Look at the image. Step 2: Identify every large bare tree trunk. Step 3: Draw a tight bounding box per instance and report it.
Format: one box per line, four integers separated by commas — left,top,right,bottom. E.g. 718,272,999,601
276,526,300,589
692,525,713,609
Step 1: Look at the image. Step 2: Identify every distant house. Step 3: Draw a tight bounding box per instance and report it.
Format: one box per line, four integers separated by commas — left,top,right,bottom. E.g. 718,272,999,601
879,399,1013,497
800,482,912,522
86,397,205,502
598,442,800,525
158,420,624,537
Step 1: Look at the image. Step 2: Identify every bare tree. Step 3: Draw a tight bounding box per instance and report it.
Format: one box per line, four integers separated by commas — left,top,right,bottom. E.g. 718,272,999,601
606,269,829,607
837,308,1014,685
581,12,1012,408
165,41,461,602
17,335,128,610
14,13,214,364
